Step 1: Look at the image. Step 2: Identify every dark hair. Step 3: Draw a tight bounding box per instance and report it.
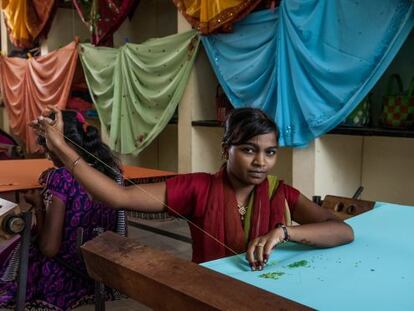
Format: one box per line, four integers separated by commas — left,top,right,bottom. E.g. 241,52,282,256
222,108,279,146
38,111,121,181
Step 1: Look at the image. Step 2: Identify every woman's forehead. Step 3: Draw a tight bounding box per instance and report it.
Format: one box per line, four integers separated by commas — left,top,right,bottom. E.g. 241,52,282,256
245,132,278,147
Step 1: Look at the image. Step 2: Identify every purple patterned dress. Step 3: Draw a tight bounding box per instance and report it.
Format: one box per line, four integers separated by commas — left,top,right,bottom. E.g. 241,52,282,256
0,168,118,310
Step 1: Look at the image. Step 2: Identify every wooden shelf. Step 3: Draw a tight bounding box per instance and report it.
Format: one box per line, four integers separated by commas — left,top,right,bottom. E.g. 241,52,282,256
192,121,414,139
192,120,222,127
328,126,414,138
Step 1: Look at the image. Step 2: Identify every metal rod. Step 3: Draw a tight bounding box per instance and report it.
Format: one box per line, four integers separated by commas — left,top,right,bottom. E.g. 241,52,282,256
352,186,364,199
15,212,32,311
94,281,106,311
127,221,192,244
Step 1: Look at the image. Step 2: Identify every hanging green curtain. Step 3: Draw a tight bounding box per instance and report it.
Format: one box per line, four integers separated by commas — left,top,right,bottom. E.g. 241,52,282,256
79,30,199,155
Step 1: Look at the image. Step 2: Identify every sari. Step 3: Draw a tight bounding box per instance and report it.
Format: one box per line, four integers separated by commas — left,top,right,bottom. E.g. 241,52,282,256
72,0,138,46
0,40,78,154
0,168,118,310
1,0,56,48
166,169,299,263
172,0,262,34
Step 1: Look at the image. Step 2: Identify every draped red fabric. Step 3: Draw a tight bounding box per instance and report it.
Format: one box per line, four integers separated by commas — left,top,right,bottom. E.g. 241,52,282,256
0,41,79,154
206,169,288,261
72,0,138,46
166,169,298,263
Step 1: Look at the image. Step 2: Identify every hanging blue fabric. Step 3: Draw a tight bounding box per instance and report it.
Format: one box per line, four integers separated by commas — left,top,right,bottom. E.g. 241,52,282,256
202,0,414,147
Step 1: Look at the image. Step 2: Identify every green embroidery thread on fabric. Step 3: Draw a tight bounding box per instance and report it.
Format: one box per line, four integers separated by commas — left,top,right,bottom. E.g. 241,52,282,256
267,260,279,267
287,260,309,268
258,271,285,280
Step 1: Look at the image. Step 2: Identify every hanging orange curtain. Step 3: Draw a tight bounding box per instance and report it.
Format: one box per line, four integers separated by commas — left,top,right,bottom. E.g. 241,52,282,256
1,0,56,48
0,41,79,154
172,0,262,34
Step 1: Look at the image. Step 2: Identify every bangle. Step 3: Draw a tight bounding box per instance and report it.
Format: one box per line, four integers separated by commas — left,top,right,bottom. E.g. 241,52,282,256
276,223,290,242
70,156,82,174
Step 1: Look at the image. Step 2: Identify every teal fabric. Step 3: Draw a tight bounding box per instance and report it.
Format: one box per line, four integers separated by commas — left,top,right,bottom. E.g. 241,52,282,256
79,30,200,154
202,1,414,147
202,202,414,310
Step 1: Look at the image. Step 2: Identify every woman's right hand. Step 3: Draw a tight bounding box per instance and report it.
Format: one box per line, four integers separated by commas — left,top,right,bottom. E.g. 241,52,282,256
30,106,65,153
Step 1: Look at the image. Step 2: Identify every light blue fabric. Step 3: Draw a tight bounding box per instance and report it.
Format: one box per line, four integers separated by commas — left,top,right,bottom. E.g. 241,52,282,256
202,0,414,147
202,202,414,310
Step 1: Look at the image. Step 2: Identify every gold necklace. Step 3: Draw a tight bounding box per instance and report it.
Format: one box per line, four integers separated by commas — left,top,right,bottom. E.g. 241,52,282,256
237,202,247,220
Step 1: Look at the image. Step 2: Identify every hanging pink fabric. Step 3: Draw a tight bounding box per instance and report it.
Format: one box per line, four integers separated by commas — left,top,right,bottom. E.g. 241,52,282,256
72,0,139,46
0,40,79,154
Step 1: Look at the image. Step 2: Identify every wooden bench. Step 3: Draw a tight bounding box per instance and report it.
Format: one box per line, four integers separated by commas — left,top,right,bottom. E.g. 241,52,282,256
81,231,311,310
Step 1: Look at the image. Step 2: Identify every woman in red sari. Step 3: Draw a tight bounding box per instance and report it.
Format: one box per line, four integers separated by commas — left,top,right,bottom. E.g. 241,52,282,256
32,107,353,271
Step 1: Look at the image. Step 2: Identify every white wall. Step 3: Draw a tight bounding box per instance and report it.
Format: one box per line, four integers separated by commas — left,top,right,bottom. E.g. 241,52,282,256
114,0,177,46
41,8,90,54
315,136,363,199
292,142,316,199
294,133,414,204
362,137,414,205
192,127,223,173
188,46,221,173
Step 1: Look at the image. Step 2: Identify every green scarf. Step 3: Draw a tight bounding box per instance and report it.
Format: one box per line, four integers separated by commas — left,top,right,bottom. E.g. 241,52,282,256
243,175,279,245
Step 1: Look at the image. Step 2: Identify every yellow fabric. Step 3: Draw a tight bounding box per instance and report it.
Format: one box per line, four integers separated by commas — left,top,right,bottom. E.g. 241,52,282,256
1,0,55,48
173,0,261,34
267,175,293,226
184,0,243,22
2,0,30,44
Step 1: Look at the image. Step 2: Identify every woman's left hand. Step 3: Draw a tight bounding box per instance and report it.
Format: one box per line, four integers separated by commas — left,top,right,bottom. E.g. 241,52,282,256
246,227,284,271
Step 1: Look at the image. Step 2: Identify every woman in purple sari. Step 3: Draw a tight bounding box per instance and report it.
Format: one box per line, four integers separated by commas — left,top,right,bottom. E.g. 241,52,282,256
0,111,122,310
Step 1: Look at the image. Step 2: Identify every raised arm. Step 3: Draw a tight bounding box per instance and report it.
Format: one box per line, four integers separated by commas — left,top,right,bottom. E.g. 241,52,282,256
32,107,167,212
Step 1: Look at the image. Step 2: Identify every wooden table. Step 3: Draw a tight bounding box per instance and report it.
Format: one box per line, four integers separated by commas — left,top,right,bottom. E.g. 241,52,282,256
0,157,181,242
0,158,175,193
